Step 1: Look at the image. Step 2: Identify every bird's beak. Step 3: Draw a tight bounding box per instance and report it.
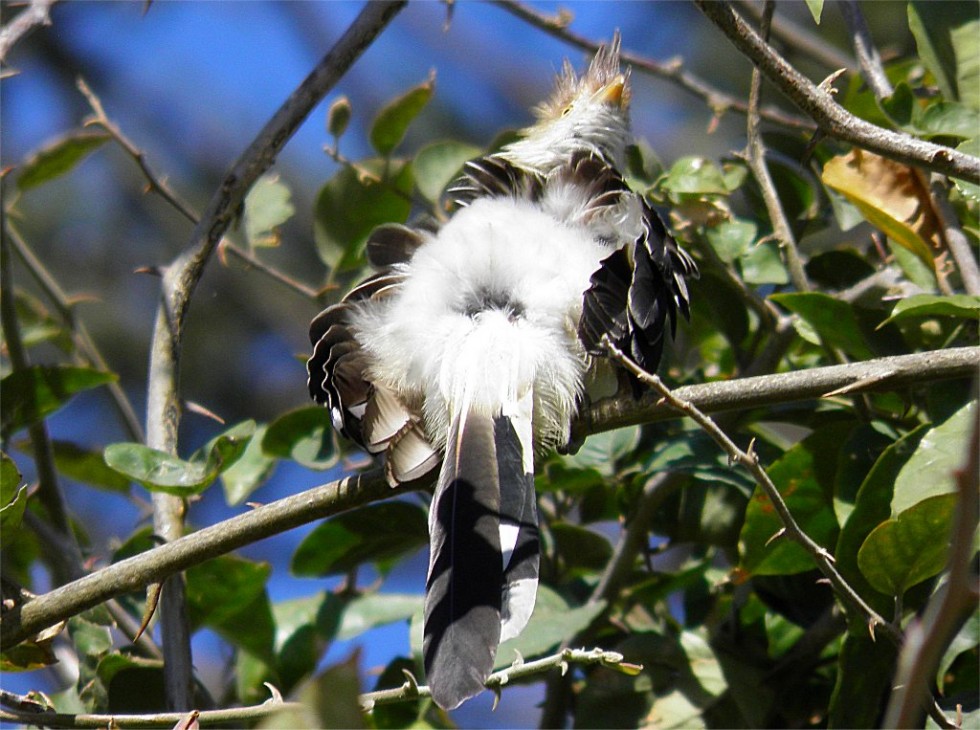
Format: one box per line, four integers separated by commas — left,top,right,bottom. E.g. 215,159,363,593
596,74,627,107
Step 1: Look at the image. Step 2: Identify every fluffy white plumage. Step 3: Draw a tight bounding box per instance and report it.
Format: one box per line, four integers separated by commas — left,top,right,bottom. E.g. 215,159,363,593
349,195,611,454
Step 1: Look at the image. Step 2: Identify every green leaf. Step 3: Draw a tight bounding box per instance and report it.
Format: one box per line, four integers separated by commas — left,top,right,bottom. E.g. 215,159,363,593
1,451,22,505
805,0,824,24
68,615,113,659
185,554,270,629
953,137,980,201
244,174,295,248
880,82,916,128
740,241,789,285
857,493,957,596
336,592,422,640
221,423,277,504
739,427,842,576
495,585,606,668
259,652,364,730
882,293,979,327
828,633,897,728
770,292,873,359
313,159,413,271
291,501,428,577
413,140,481,203
919,101,980,140
892,400,976,514
835,424,930,618
369,75,435,156
16,440,131,492
17,130,111,191
706,219,756,264
908,2,979,107
1,484,28,548
262,406,337,470
4,290,72,352
1,366,117,440
551,522,613,575
662,156,730,196
562,426,640,477
624,139,665,190
104,421,254,496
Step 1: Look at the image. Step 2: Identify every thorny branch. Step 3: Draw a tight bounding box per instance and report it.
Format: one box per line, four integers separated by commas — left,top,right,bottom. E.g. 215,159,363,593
137,0,407,709
0,0,56,62
3,346,975,651
694,1,980,184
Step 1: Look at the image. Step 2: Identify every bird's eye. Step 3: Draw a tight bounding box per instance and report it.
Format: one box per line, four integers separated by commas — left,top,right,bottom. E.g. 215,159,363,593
561,105,573,117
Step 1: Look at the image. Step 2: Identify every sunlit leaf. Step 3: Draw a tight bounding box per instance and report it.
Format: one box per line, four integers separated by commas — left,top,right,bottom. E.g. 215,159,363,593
4,290,72,352
244,174,294,248
908,1,979,107
740,241,789,285
104,421,254,495
892,400,976,513
336,592,422,640
919,101,980,140
662,156,731,196
706,219,756,264
953,137,980,201
1,484,28,548
221,423,276,504
1,451,22,505
313,159,413,271
17,130,111,190
1,366,117,440
821,150,940,266
858,493,956,596
770,292,873,359
262,406,336,470
413,139,481,203
881,293,979,327
291,501,428,577
369,75,435,156
805,0,823,24
260,652,365,729
562,426,639,477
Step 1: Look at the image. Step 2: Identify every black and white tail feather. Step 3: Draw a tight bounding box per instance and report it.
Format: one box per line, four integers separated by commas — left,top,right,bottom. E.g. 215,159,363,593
307,34,697,711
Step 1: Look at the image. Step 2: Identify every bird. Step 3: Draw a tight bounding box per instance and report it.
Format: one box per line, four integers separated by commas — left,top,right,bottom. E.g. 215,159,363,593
307,34,696,710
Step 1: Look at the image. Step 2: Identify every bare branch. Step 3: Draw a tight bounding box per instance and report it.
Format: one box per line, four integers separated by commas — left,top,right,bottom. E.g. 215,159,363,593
694,1,980,184
139,1,407,709
737,0,855,71
930,174,980,296
3,347,975,652
0,0,55,62
838,0,892,99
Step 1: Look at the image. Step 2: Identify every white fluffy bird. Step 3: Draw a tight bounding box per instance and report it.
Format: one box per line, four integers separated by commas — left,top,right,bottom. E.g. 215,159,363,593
307,34,696,710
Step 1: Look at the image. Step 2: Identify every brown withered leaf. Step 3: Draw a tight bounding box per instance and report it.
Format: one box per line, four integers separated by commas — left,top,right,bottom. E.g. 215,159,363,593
822,149,941,267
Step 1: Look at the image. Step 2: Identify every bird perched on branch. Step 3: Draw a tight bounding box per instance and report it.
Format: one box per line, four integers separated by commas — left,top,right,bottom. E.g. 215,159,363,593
307,33,696,710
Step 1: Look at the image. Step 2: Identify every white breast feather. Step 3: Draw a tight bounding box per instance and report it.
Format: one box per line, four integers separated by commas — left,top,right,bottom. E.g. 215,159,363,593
349,196,608,452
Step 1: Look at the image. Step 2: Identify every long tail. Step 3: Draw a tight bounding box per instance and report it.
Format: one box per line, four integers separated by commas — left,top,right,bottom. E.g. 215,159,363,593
422,394,538,710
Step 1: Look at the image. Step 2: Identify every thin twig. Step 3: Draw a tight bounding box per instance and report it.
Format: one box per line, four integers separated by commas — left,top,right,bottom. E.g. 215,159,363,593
838,0,892,99
139,1,407,709
218,241,320,300
493,0,815,132
930,174,980,296
4,347,976,652
743,2,811,294
4,218,144,441
602,336,901,643
0,0,56,62
694,1,980,183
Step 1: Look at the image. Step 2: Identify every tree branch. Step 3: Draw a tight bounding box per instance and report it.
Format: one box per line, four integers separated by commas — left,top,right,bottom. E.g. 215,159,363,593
2,347,975,651
601,338,901,645
694,1,980,184
493,0,815,132
0,0,56,62
139,0,407,709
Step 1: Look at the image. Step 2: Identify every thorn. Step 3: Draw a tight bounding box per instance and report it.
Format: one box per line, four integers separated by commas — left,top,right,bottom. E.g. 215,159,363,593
184,400,225,424
765,527,787,547
245,501,263,510
490,684,502,711
262,682,284,703
818,68,847,94
135,582,162,642
133,265,163,277
400,668,420,696
511,649,525,667
867,618,878,642
559,660,569,676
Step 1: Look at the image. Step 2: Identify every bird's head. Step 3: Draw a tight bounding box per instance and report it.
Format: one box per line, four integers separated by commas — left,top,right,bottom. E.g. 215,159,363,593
504,33,632,171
